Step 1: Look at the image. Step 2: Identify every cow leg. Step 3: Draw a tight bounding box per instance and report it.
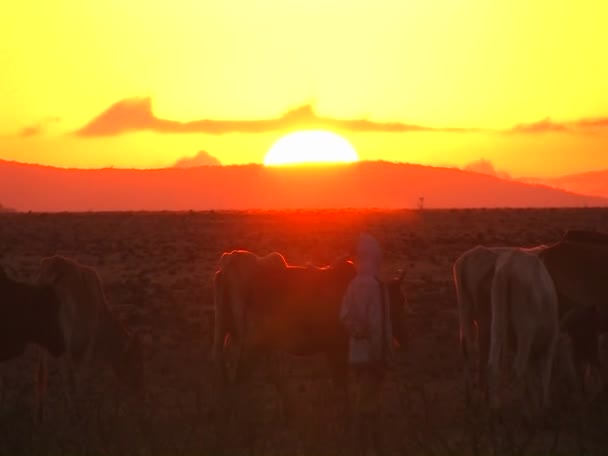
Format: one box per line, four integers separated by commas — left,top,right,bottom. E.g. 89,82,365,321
61,359,80,421
540,334,558,412
266,350,293,425
326,350,350,421
0,363,16,404
574,358,588,399
323,350,351,451
487,337,503,412
599,334,608,399
513,329,534,420
0,365,6,404
479,319,491,396
34,350,48,423
227,289,245,385
235,347,267,455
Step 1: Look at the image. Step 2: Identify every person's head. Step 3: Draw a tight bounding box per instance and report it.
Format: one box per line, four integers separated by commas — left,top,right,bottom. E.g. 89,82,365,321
356,233,383,277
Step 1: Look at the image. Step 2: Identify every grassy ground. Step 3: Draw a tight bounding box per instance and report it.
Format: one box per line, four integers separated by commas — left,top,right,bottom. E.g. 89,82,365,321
1,208,608,455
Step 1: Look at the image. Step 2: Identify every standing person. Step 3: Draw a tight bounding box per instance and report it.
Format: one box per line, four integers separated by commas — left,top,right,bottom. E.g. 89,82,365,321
340,233,393,456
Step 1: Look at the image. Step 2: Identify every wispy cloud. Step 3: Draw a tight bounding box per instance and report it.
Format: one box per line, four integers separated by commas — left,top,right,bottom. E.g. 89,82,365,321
0,117,61,139
173,150,221,167
74,97,477,137
21,117,61,137
508,116,608,134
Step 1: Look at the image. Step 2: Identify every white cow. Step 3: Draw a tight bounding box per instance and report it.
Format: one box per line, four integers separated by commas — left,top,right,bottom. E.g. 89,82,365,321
487,249,559,414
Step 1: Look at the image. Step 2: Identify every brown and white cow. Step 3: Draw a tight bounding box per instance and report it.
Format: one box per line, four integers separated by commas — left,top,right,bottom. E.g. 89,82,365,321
37,255,143,416
212,249,407,390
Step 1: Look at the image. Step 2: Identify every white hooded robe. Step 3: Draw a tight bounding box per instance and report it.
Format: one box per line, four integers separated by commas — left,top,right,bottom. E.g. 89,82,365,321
340,233,393,366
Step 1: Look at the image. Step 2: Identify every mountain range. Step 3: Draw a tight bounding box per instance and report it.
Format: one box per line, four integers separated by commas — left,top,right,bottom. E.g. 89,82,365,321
0,159,605,211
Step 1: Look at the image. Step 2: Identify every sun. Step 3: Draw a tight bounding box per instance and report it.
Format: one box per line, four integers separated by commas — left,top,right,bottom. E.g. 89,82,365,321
263,130,359,166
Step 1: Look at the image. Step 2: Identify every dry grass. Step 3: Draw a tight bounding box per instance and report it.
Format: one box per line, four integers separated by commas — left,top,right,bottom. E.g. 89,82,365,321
1,208,608,455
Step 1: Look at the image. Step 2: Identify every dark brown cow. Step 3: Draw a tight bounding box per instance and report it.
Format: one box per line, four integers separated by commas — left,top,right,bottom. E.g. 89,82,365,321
0,266,66,420
0,266,65,361
212,250,407,389
539,230,608,392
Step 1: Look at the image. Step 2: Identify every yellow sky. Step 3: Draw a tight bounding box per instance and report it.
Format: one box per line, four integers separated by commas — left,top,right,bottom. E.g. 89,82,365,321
1,0,607,177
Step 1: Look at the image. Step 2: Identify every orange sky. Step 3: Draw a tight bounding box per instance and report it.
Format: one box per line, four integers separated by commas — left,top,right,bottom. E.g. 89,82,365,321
1,0,607,178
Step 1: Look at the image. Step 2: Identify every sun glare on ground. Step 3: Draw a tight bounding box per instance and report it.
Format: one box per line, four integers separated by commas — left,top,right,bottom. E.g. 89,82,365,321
263,131,359,166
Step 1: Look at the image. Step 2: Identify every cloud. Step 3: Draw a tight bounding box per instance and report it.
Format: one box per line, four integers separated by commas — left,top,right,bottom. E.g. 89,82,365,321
0,117,62,139
173,150,221,167
74,97,476,137
509,118,570,134
73,96,608,138
508,116,608,134
76,98,158,136
573,117,608,129
464,159,511,180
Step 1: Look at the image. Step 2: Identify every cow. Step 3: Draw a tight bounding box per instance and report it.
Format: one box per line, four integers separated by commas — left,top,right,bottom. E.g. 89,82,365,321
453,244,547,391
487,249,559,417
212,249,407,390
0,266,65,419
538,230,608,395
36,255,143,418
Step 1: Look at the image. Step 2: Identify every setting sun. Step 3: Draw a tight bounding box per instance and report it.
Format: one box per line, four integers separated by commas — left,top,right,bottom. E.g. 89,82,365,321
263,131,359,166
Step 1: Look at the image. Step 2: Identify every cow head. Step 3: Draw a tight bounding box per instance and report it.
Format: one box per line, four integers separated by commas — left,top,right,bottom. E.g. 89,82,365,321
387,270,408,348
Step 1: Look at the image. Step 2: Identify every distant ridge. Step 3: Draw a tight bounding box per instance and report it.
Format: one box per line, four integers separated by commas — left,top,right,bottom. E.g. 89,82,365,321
0,159,605,212
0,203,16,213
521,169,608,199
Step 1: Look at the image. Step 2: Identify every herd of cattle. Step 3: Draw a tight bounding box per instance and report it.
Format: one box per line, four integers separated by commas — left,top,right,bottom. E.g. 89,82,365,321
1,229,607,422
454,229,608,416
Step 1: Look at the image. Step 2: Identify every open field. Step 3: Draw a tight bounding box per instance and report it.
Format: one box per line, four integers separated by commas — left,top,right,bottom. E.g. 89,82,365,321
1,208,608,455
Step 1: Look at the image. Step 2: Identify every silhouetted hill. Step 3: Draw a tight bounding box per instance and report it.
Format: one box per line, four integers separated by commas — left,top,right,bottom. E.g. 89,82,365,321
0,160,605,211
521,169,608,199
